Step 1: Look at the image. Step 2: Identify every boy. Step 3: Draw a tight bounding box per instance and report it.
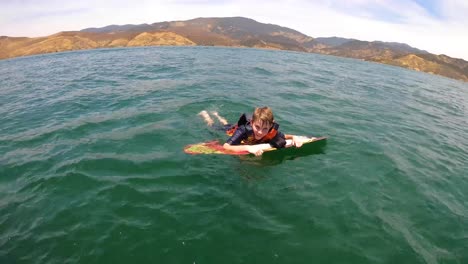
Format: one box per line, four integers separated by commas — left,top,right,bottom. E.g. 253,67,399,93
199,107,305,156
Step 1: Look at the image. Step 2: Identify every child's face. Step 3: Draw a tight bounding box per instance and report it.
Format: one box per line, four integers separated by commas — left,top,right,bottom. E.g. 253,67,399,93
252,120,272,140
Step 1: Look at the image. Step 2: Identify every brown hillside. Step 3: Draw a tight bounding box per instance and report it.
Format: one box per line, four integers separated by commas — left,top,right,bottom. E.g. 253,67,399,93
383,54,468,82
1,17,467,82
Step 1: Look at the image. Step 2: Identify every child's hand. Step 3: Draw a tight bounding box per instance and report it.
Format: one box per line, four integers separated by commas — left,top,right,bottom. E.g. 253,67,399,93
247,145,264,156
292,136,309,148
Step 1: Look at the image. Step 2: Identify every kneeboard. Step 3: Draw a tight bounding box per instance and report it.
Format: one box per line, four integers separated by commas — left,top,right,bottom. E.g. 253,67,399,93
184,136,327,155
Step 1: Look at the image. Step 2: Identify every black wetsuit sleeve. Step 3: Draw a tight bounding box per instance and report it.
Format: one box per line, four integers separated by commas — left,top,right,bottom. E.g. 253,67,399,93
270,131,286,148
226,125,248,145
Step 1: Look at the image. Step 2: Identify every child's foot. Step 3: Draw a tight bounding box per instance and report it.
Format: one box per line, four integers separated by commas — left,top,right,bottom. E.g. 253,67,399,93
212,111,228,125
198,110,214,126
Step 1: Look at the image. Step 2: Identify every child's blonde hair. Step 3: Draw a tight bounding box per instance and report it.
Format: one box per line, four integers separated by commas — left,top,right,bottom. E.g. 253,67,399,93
252,106,274,126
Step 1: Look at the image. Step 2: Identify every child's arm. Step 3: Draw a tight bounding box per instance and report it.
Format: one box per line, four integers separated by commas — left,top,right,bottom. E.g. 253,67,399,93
223,125,265,156
223,143,269,156
223,143,250,152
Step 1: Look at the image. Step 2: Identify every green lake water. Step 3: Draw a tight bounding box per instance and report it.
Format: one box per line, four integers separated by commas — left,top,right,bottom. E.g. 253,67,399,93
0,46,467,263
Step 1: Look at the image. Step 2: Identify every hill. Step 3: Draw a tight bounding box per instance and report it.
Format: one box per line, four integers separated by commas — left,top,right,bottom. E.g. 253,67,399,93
1,17,467,82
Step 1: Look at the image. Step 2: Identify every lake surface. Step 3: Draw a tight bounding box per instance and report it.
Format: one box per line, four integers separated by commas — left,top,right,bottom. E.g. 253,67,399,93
1,46,467,263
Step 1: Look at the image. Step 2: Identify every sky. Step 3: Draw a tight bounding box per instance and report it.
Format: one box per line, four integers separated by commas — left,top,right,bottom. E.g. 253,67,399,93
1,0,468,60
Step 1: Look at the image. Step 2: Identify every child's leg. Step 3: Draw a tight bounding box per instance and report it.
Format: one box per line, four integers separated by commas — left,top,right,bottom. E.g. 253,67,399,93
198,110,214,126
211,111,228,125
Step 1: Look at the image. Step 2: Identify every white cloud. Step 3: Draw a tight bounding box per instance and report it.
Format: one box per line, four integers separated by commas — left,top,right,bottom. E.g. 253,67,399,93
0,0,467,60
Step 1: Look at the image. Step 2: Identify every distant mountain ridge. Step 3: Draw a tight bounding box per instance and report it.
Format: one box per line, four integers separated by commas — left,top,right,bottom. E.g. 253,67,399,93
1,17,467,82
312,37,356,47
